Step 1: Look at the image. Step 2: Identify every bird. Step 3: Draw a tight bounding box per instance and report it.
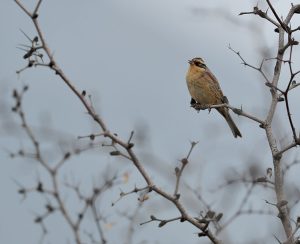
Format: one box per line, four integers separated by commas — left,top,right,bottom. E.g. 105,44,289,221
186,57,242,138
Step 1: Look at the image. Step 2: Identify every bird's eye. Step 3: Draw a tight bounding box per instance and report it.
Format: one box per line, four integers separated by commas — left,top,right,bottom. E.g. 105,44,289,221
194,61,206,68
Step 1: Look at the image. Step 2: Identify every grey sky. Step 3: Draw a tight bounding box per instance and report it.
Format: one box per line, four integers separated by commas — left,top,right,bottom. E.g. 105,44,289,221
1,0,300,243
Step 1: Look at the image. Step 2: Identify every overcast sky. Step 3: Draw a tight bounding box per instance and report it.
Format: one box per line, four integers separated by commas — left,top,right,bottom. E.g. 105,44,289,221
1,0,300,243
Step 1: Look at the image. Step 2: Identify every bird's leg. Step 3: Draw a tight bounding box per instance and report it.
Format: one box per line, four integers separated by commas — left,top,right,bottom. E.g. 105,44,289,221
207,106,212,113
222,95,229,104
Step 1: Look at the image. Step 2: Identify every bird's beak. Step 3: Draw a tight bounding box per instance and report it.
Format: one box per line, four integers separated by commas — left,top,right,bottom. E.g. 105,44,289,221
188,60,192,64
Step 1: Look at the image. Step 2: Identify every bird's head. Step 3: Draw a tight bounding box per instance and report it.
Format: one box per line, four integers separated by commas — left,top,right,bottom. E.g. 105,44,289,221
188,57,207,69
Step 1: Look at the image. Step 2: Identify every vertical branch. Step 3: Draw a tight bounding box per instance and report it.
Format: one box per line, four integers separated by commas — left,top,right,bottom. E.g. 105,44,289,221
173,141,197,197
283,43,298,141
12,87,83,244
52,171,82,243
237,3,300,242
264,4,300,241
91,203,107,244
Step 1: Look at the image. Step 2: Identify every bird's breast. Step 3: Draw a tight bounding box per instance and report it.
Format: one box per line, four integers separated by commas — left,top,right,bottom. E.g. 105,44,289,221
186,68,219,105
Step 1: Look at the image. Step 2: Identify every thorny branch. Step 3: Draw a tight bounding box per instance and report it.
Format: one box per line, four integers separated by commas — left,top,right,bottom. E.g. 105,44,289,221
236,2,300,243
228,45,270,83
14,0,221,243
194,2,300,242
11,86,117,244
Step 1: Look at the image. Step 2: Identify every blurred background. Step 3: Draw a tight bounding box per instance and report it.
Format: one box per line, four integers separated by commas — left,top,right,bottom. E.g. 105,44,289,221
1,0,300,243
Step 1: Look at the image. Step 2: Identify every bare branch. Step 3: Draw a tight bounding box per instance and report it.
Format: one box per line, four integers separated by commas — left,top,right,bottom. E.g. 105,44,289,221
192,103,265,125
111,185,150,206
229,45,270,83
140,215,182,228
15,0,32,17
173,141,198,197
239,6,279,28
265,0,289,32
218,185,254,233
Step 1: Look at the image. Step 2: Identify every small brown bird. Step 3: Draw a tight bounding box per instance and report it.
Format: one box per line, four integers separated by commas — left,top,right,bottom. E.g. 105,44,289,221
186,57,242,138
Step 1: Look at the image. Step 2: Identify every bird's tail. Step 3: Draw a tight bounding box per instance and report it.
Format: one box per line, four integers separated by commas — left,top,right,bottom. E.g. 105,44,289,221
218,108,242,138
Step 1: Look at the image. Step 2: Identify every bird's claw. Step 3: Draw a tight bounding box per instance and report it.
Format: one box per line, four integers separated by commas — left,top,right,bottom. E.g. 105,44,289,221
191,102,212,112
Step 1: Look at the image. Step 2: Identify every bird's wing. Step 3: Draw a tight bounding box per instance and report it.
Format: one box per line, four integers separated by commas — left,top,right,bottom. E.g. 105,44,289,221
205,68,221,89
205,68,225,98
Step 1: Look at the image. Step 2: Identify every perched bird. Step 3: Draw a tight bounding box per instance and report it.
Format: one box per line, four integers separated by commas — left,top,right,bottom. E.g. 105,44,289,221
186,57,242,138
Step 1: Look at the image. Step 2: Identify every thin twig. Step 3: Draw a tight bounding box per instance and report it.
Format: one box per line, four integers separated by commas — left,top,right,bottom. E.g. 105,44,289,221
173,141,198,197
218,185,254,233
229,45,270,83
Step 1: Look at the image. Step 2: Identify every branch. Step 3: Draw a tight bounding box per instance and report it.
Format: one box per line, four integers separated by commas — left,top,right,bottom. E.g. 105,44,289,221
262,3,300,241
191,103,265,126
111,185,150,206
239,6,279,28
229,45,270,83
173,141,198,197
140,215,182,228
15,1,221,243
265,0,289,32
